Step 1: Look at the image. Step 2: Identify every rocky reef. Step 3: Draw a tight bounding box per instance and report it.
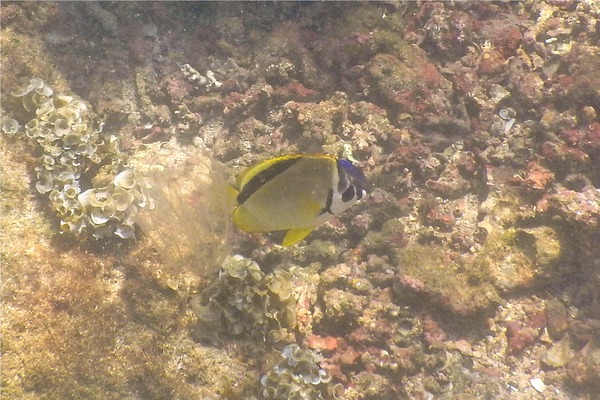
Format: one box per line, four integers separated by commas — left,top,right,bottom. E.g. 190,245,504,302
2,1,600,399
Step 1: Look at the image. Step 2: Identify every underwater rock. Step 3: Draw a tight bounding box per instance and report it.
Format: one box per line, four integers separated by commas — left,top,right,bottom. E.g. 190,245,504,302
424,151,474,199
545,298,570,340
323,288,369,323
390,243,500,316
306,335,338,352
81,2,118,35
304,240,342,265
349,371,395,399
520,161,555,192
477,49,507,76
366,47,469,138
539,186,600,229
473,226,566,291
281,93,348,148
506,320,537,354
541,336,573,368
180,63,222,92
566,347,600,389
566,53,600,110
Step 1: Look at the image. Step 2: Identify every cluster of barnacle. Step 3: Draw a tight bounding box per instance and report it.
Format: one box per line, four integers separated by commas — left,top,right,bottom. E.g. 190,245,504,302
191,255,297,338
180,63,222,91
6,78,148,239
259,344,332,400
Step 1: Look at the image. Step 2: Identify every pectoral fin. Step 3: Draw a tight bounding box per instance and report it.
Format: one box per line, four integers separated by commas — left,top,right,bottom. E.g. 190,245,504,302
282,228,314,247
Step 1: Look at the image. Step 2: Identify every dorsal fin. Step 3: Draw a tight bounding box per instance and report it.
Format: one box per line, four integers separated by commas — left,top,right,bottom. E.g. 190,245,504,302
237,156,301,204
236,154,336,204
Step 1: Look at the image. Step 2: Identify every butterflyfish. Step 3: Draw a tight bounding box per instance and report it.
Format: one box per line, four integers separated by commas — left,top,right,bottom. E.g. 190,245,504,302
231,154,367,246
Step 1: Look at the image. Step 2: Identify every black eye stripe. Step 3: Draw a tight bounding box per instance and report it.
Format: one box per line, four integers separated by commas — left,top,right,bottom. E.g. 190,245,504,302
237,157,300,204
342,185,355,202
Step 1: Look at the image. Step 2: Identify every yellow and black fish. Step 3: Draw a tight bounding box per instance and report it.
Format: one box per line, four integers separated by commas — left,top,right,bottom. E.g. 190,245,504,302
231,154,367,246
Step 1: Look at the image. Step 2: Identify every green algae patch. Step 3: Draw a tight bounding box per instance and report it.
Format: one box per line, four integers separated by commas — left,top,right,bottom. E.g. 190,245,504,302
473,226,568,292
391,243,500,316
190,255,299,340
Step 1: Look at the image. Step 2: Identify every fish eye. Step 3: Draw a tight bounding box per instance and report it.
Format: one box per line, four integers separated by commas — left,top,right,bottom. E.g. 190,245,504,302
342,185,355,202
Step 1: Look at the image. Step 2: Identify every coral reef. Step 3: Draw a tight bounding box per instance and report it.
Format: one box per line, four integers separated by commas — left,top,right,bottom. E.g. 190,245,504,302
2,1,600,399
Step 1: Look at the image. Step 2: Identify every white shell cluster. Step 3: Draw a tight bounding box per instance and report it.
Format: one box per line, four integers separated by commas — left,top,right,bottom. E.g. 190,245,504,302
9,78,148,239
260,344,331,399
180,64,222,91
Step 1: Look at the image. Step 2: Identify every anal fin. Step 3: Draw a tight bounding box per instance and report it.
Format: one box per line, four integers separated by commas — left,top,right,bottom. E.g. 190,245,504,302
282,228,314,247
